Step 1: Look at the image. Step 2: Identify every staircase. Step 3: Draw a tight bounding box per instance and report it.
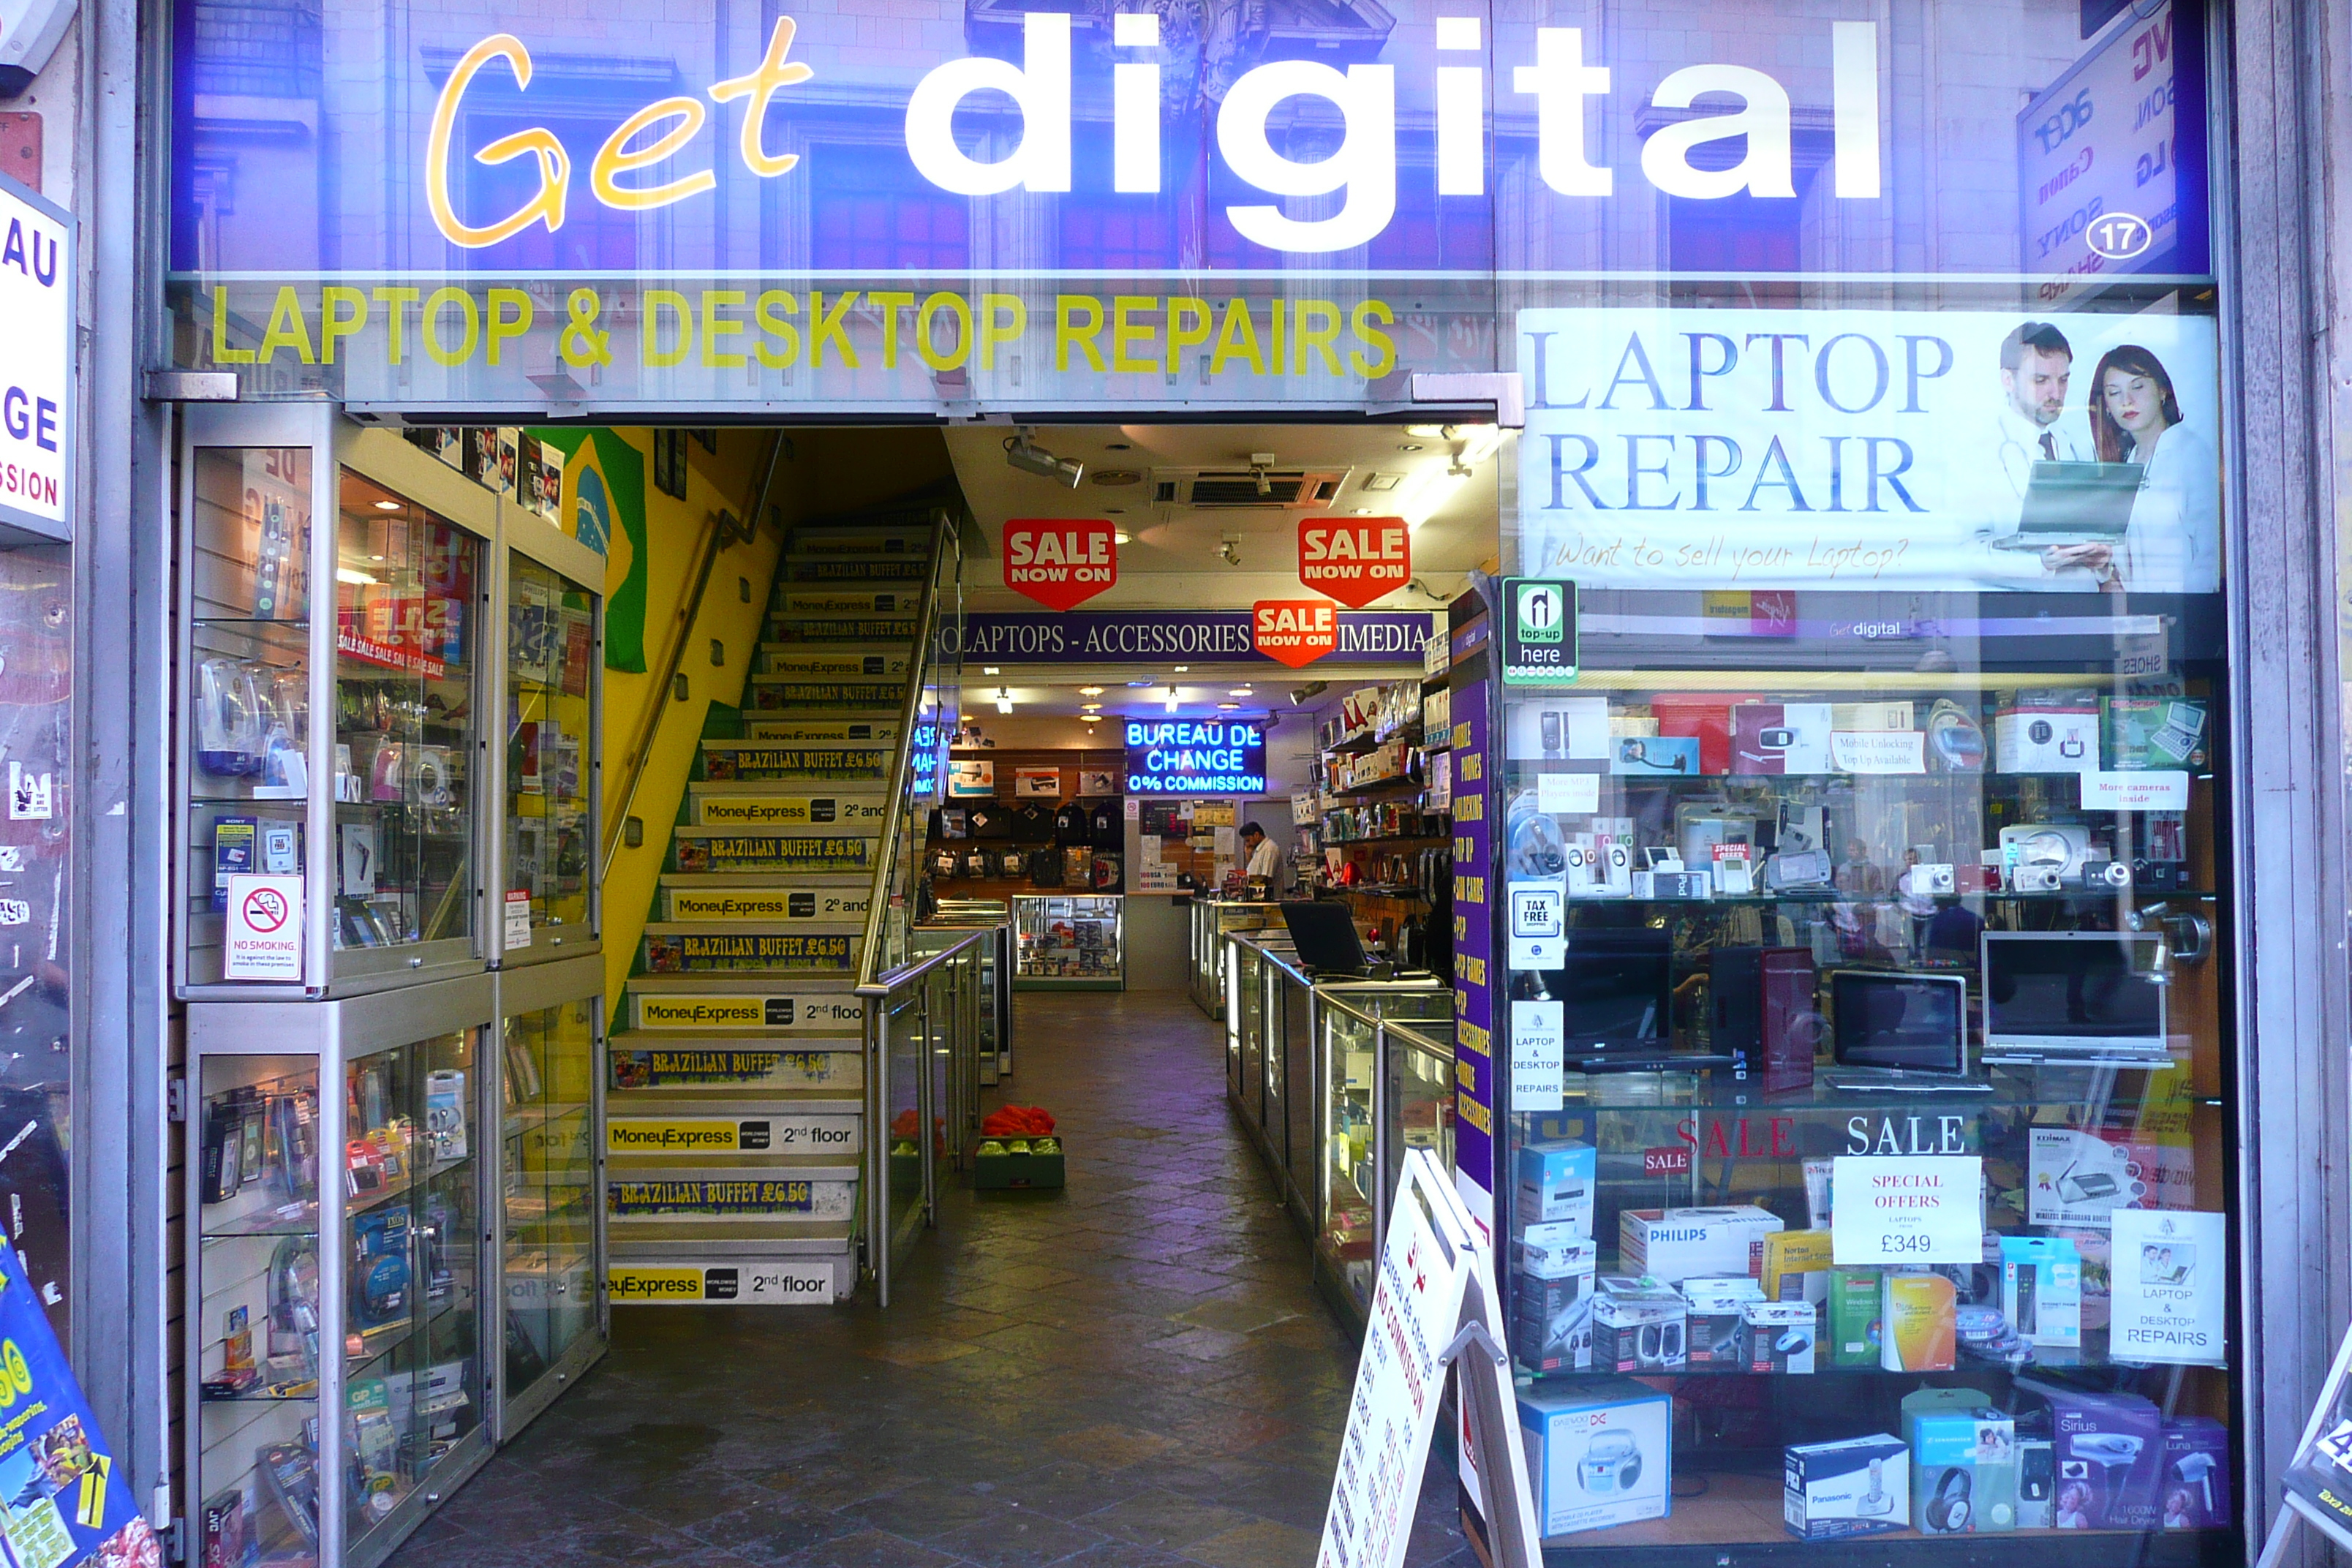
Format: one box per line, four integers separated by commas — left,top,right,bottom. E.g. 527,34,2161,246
602,521,935,1304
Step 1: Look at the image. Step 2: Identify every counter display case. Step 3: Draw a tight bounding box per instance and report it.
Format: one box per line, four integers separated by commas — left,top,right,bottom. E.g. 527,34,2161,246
491,529,602,966
1190,899,1283,1014
178,409,497,998
187,976,495,1568
1314,987,1452,1317
493,957,603,1432
1475,588,2238,1556
1012,894,1123,990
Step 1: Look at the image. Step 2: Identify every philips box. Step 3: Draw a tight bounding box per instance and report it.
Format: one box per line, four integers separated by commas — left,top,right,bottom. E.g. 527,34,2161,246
1520,1377,1674,1538
1591,1280,1688,1374
2001,1235,2082,1349
2160,1417,2231,1530
2022,1381,2164,1531
1742,1299,1818,1373
1678,1277,1763,1371
1785,1435,1908,1540
1619,1205,1784,1284
1517,1140,1599,1231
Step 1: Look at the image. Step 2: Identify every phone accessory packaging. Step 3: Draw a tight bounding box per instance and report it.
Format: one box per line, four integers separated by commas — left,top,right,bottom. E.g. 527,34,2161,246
2001,1234,2082,1349
1732,703,1833,774
1904,1389,2017,1534
1880,1271,1958,1371
1519,1376,1673,1537
1591,1280,1689,1374
1618,1205,1784,1284
1677,1276,1763,1371
1742,1298,1818,1373
1785,1434,1908,1540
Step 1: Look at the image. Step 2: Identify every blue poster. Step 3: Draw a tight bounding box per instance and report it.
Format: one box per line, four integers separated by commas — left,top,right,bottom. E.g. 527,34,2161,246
0,1233,160,1568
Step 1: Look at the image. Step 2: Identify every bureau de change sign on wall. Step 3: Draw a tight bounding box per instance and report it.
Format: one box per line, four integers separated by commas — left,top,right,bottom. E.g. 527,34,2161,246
0,171,71,546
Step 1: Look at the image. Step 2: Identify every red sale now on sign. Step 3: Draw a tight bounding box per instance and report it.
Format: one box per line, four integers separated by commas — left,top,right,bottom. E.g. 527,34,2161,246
1003,519,1117,611
1298,516,1409,608
1252,600,1338,668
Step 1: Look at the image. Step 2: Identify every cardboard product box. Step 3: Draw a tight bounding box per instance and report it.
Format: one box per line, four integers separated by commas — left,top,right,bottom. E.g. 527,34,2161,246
1994,698,2100,774
1512,1230,1598,1376
1880,1271,1957,1372
1520,1377,1674,1538
1678,1277,1763,1371
2029,1127,2171,1229
1591,1280,1688,1374
1732,703,1833,774
2103,696,2209,771
1830,701,1915,732
1652,694,1752,775
1755,1229,1833,1305
1742,1299,1818,1373
1904,1388,2016,1534
2023,1382,2164,1531
1785,1435,1908,1540
2017,1438,2057,1528
1825,1267,1882,1367
2000,1234,2082,1349
1517,1140,1598,1230
2160,1417,2231,1530
1618,1205,1785,1284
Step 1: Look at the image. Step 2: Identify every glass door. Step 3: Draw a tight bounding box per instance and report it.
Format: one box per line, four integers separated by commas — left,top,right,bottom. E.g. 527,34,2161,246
498,991,600,1424
499,551,599,962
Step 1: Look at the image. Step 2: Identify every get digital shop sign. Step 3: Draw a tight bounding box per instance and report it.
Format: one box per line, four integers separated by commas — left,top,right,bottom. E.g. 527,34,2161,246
1124,720,1267,796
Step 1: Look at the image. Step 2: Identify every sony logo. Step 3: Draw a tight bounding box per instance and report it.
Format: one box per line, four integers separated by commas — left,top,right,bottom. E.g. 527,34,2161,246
428,18,1883,253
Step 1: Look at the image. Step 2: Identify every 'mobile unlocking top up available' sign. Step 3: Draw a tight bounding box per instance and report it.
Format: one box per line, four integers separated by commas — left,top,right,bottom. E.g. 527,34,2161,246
1124,720,1267,796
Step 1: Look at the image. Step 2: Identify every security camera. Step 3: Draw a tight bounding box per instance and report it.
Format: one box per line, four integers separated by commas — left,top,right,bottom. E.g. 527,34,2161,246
1219,538,1242,567
1004,429,1083,488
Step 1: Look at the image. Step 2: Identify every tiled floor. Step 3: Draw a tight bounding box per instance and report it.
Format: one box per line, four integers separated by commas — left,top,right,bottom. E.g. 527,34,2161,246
392,988,1471,1568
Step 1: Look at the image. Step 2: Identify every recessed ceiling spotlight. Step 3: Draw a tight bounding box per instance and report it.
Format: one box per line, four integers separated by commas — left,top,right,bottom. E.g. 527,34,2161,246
1229,687,1252,696
1113,527,1130,539
1218,702,1240,711
1398,442,1424,453
1173,666,1189,673
1080,713,1101,723
1105,441,1131,451
984,666,1000,675
373,499,402,511
1081,703,1101,712
1078,685,1105,696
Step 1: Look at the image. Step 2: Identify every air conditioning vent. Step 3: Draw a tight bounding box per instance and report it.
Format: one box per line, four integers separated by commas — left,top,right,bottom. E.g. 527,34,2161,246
1156,470,1348,509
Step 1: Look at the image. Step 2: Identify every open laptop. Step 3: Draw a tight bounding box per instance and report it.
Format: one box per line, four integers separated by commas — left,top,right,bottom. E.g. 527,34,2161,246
1542,929,1733,1074
1996,460,2143,549
1825,970,1991,1093
1279,901,1417,979
1980,930,2171,1065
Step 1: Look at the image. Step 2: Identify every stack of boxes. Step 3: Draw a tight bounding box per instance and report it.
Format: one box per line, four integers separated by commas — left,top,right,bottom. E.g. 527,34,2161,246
1510,1140,1597,1376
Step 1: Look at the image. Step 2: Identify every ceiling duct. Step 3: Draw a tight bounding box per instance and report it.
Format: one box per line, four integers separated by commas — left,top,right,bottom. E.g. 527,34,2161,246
1153,470,1347,508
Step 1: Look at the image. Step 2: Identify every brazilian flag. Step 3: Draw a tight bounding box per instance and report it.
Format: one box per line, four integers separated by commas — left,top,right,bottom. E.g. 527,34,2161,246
530,428,649,672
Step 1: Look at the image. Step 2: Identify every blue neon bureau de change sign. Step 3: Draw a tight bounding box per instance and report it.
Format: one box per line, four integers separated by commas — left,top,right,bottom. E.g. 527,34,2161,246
1125,720,1267,796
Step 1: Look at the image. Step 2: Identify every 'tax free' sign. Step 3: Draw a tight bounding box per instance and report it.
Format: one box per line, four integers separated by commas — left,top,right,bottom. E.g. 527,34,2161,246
1252,599,1337,668
1003,518,1117,611
1297,516,1408,608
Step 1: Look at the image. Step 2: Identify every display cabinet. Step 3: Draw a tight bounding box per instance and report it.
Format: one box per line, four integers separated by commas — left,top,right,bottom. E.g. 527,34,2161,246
490,516,603,966
916,913,1013,1083
178,407,497,998
1477,588,2237,1553
187,976,495,1568
492,956,603,1433
1011,894,1123,989
1191,898,1282,1014
1384,1019,1457,1235
1313,984,1451,1316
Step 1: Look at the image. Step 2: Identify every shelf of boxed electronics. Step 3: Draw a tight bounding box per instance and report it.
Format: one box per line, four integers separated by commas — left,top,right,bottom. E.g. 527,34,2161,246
1500,684,2231,1548
1297,647,1455,936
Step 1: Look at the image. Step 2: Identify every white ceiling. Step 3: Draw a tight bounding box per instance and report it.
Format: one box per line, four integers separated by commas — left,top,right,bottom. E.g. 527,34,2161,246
942,421,1499,610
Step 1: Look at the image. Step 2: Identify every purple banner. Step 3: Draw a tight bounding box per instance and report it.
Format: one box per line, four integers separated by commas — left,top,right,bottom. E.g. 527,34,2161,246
1450,666,1496,1227
940,610,1435,666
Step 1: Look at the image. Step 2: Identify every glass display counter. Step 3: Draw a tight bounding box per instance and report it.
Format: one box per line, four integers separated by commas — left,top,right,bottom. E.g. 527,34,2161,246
1190,899,1284,1014
492,956,603,1433
491,522,602,966
1012,894,1123,990
916,913,1013,1083
1313,985,1452,1316
186,976,495,1568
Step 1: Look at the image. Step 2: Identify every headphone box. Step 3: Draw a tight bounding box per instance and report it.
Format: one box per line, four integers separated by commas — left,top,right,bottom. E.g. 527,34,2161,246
1741,1299,1818,1373
1904,1392,2017,1534
1676,1277,1764,1371
1518,1376,1673,1537
2019,1381,2164,1531
1591,1281,1689,1374
1784,1434,1908,1540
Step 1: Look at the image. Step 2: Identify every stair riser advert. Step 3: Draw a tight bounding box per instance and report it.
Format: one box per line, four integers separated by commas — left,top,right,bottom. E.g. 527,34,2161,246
764,617,918,645
608,1177,858,1223
690,796,887,829
611,1048,863,1092
629,994,865,1032
606,1261,847,1305
772,589,916,617
641,932,859,974
702,747,890,781
754,651,913,679
606,1115,862,1156
747,682,903,710
735,720,900,746
671,835,871,873
659,888,870,921
788,559,929,583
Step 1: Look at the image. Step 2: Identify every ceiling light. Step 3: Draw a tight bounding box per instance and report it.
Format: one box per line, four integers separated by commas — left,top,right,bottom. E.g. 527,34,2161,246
1164,686,1179,711
1289,680,1330,706
1218,703,1240,711
995,688,1014,714
1398,463,1472,530
1078,685,1104,696
1173,666,1189,673
1082,703,1101,712
1105,441,1131,451
1403,423,1448,439
1229,687,1253,697
372,499,402,511
1003,427,1083,488
984,666,1000,675
1398,442,1424,453
1080,713,1101,723
369,554,385,562
1453,423,1504,467
1218,539,1241,566
1126,679,1153,687
1113,528,1130,540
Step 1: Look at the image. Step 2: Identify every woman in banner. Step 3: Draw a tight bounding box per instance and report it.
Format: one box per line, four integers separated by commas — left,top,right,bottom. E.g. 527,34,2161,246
2046,345,2223,594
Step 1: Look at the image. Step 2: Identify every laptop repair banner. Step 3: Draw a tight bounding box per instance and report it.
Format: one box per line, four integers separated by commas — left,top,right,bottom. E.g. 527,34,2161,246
1517,308,2220,596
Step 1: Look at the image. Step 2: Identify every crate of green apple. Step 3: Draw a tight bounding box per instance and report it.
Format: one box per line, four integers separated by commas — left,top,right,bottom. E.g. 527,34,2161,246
973,1105,1064,1189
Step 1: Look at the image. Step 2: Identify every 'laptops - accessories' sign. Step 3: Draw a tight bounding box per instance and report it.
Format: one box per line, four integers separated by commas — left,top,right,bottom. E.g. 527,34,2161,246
1518,308,2221,597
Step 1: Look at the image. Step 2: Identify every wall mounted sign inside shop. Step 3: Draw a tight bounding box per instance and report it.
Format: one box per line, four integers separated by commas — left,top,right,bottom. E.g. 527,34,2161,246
167,1,2207,412
1002,518,1117,611
941,608,1435,665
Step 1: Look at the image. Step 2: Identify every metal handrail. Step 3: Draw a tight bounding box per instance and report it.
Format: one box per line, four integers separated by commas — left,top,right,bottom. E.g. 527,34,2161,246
599,431,786,878
859,923,991,997
1385,1017,1457,1058
853,513,959,990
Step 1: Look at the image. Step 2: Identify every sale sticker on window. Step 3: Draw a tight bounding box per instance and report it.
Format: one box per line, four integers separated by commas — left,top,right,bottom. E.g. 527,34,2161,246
1251,599,1338,667
1831,1155,1983,1265
1297,516,1409,608
1003,519,1117,611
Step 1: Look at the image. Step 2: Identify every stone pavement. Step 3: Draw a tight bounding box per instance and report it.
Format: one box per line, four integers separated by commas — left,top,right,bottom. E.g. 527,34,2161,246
388,987,1471,1568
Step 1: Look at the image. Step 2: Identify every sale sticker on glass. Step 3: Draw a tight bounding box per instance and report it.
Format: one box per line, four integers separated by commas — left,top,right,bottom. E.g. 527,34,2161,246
1297,517,1408,608
1831,1155,1983,1265
1003,519,1117,611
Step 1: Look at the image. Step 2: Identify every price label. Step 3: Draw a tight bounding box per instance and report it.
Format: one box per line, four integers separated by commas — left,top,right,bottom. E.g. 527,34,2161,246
1830,1155,1983,1265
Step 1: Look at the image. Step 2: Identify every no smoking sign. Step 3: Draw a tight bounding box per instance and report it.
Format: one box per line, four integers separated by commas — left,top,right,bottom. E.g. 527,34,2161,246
223,872,305,981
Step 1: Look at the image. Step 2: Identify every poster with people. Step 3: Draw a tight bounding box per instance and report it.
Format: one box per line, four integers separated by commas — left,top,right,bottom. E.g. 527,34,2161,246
1518,308,2222,595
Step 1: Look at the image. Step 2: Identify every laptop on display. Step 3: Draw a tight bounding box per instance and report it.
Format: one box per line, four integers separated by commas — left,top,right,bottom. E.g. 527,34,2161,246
1980,930,2171,1065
